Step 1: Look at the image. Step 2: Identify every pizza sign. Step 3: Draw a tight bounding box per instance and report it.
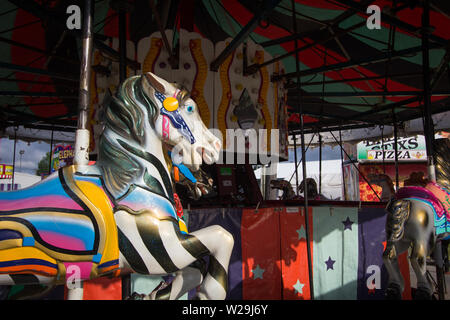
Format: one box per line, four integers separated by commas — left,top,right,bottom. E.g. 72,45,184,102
357,135,427,162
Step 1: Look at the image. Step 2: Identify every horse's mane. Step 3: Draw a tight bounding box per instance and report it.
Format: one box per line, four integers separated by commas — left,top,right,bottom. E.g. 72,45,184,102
97,75,192,199
434,138,450,190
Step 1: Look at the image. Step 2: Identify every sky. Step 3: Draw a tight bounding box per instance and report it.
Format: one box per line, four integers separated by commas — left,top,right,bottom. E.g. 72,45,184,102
0,138,51,175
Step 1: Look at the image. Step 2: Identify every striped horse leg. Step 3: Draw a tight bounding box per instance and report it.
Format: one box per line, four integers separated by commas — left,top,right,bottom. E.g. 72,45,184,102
149,265,205,300
189,225,234,300
116,210,234,300
147,221,234,300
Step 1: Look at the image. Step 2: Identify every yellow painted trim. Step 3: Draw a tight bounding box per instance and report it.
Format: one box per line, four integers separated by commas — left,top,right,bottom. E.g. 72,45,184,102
217,42,234,147
256,51,272,152
190,39,210,126
143,38,163,74
0,239,22,250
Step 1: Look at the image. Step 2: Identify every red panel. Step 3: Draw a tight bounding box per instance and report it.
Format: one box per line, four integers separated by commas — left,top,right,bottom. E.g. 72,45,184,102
280,207,313,300
241,208,282,299
399,252,412,300
82,277,122,300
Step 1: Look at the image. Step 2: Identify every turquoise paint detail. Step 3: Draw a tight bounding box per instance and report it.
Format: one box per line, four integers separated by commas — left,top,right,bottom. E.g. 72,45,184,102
22,237,35,247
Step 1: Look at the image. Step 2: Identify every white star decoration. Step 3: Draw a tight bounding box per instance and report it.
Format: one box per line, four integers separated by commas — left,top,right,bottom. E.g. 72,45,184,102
296,225,306,240
293,279,305,295
252,264,265,280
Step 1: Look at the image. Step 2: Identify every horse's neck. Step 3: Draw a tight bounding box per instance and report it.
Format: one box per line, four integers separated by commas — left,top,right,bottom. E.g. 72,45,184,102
379,181,395,199
99,125,173,200
285,185,296,199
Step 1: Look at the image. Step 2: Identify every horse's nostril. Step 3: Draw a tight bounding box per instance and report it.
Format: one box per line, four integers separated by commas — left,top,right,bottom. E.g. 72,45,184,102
215,141,221,151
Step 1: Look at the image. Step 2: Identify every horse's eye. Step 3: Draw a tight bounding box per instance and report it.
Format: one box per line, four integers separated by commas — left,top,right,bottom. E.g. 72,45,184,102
186,105,195,113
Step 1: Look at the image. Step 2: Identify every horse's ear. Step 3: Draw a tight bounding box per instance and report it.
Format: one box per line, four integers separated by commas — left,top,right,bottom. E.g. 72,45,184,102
143,72,168,94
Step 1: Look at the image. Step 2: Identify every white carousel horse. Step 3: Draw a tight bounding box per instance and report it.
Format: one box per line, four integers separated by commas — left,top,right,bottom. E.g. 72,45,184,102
0,72,234,300
383,138,450,299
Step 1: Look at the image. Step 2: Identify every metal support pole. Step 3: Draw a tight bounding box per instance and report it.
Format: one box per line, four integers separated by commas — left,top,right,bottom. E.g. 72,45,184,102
422,0,436,183
291,0,314,299
381,125,386,174
339,127,346,200
74,0,94,167
12,127,17,189
48,129,54,174
119,7,127,83
392,110,399,191
319,133,322,195
422,0,444,300
293,134,299,195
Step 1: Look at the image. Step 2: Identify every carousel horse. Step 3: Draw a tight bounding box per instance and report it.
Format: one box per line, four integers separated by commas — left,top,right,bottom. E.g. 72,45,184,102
270,179,302,200
299,178,329,200
383,138,450,300
367,173,396,202
0,72,234,300
270,178,328,200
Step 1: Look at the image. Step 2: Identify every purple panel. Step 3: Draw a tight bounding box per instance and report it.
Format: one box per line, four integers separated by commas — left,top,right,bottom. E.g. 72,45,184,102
357,207,389,300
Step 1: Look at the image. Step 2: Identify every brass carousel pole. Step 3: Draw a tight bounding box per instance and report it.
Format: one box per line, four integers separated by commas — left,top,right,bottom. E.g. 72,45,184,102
68,0,94,300
73,0,94,167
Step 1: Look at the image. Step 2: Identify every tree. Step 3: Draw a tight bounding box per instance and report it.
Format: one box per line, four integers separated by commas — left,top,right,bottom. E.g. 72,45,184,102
36,152,51,176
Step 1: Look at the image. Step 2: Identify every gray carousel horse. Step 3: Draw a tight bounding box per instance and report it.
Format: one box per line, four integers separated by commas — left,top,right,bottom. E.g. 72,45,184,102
0,72,234,300
383,138,450,299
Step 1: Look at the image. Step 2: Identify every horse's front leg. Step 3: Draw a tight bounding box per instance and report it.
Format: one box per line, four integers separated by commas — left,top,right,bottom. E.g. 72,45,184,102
148,262,205,300
189,225,234,300
383,240,409,299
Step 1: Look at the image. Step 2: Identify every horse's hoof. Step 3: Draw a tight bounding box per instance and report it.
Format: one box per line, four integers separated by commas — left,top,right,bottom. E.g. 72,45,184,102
125,292,146,300
414,287,432,300
385,284,402,300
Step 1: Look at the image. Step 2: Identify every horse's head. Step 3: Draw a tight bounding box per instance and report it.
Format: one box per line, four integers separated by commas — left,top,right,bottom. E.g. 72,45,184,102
142,72,221,171
367,173,392,186
299,178,318,199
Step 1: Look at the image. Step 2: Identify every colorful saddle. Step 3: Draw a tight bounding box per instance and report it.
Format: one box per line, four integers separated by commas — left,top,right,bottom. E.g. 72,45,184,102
396,182,450,235
0,165,120,284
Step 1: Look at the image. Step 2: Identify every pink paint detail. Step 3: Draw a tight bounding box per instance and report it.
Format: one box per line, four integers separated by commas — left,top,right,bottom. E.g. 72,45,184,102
0,195,83,211
162,115,170,141
64,262,93,281
38,231,87,251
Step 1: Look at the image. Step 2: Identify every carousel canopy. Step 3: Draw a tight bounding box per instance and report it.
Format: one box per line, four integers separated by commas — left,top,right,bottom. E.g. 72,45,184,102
0,0,449,142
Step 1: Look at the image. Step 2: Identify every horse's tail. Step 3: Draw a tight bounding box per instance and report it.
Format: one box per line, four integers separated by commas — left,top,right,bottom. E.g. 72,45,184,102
385,199,411,242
